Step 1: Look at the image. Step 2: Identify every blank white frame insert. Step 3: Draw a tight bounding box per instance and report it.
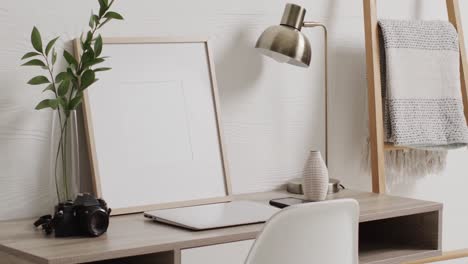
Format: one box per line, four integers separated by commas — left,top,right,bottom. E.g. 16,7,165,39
76,37,232,215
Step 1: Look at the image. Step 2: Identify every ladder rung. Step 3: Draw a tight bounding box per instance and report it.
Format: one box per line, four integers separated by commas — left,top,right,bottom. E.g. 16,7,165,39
384,143,409,151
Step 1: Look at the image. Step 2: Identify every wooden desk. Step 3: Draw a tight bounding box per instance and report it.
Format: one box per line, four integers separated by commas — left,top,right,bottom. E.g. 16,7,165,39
0,190,443,264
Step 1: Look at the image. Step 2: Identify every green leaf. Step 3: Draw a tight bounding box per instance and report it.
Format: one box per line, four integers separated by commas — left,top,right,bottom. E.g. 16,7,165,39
83,57,104,69
27,75,50,85
31,27,43,53
82,41,91,51
52,49,57,65
45,37,59,56
94,67,111,72
67,68,76,79
93,15,100,25
97,18,111,29
80,32,85,47
85,31,93,44
81,50,95,66
98,0,106,8
68,69,79,86
80,70,95,90
68,93,83,110
94,35,103,57
21,59,46,67
58,80,70,96
35,99,58,110
89,12,95,28
63,50,78,67
104,11,124,20
42,84,55,93
98,0,109,16
70,64,77,73
57,96,68,109
21,52,41,60
56,72,70,82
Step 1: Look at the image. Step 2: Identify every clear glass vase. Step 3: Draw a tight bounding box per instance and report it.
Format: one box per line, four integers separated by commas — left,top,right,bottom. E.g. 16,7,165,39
50,110,80,204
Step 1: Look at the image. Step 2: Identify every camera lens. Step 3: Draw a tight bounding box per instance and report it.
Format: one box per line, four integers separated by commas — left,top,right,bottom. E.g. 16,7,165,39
83,208,109,237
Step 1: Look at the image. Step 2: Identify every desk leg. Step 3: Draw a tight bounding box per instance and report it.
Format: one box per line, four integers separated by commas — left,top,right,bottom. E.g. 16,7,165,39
174,248,181,264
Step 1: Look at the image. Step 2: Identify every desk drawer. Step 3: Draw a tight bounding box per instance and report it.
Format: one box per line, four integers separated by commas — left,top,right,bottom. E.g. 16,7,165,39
181,240,254,264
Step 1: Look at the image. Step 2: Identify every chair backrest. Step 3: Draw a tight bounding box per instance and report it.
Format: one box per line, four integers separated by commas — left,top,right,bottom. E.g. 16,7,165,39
244,199,359,264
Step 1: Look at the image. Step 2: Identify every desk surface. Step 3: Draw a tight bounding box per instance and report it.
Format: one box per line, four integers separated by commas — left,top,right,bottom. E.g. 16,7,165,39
0,190,442,264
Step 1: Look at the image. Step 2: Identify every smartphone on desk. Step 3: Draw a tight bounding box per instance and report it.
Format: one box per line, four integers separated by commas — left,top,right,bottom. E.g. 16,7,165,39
269,197,309,208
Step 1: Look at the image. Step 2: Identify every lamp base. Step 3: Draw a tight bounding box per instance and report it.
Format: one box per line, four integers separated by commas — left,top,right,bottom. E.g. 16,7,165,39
287,178,343,195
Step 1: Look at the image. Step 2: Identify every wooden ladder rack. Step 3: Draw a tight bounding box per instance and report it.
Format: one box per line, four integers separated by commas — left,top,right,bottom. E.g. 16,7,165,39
363,0,468,194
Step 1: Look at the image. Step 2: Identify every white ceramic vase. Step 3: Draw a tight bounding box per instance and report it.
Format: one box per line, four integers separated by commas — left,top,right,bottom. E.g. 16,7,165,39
303,150,329,201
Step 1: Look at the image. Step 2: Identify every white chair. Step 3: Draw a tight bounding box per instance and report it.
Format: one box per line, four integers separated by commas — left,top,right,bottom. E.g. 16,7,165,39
244,199,359,264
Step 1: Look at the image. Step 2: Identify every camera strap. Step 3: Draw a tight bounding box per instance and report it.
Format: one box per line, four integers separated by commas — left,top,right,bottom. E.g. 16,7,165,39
34,214,55,235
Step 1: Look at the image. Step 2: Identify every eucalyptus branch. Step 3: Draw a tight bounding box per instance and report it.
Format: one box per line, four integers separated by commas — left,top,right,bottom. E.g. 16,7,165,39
42,54,60,107
20,0,124,202
21,0,123,113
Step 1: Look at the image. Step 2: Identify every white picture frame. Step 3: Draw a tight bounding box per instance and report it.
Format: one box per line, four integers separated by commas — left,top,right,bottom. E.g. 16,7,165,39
74,37,232,215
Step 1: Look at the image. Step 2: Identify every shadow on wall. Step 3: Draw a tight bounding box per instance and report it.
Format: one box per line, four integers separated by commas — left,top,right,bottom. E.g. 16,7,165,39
215,29,263,100
331,43,437,194
327,44,372,190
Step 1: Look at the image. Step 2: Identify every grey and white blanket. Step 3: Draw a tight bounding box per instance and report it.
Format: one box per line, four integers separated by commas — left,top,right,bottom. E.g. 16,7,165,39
379,20,468,149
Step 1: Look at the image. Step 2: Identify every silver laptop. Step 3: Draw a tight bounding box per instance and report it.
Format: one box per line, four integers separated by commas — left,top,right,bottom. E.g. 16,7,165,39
144,201,280,231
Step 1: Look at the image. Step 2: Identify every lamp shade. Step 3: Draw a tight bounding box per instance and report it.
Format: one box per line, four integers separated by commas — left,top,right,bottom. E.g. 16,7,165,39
255,4,311,67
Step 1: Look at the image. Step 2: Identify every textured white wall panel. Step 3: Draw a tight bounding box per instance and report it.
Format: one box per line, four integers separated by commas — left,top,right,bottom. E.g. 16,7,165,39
1,1,468,259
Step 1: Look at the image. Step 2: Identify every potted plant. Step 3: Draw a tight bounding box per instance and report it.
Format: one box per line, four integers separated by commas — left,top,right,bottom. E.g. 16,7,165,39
20,0,123,203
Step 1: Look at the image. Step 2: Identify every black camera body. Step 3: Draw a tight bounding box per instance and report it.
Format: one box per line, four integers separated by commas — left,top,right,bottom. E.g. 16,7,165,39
35,193,111,237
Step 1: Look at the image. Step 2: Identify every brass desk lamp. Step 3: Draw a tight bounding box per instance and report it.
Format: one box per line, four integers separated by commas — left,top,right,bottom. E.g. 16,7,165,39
255,3,329,164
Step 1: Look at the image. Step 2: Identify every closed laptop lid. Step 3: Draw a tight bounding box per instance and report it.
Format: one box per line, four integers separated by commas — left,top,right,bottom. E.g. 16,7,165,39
144,201,280,230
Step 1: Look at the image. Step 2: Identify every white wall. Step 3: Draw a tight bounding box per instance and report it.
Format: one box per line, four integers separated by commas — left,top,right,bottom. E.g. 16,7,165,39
0,0,327,219
1,0,467,258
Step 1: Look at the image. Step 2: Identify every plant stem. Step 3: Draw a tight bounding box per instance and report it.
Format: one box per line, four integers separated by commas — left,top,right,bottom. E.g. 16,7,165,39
63,118,70,200
54,116,69,202
53,121,61,201
43,53,67,202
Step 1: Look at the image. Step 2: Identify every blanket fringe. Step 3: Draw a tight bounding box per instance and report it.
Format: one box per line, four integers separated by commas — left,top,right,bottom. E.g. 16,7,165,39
362,138,447,189
384,149,447,185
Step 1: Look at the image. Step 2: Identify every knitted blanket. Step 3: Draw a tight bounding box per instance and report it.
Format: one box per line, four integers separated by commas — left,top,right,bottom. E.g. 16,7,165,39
379,20,468,149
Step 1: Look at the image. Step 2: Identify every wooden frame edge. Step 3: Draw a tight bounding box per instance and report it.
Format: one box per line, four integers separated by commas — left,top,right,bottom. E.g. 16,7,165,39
81,91,102,197
102,36,209,44
363,0,386,193
73,39,103,197
74,37,233,215
205,40,233,196
446,0,468,125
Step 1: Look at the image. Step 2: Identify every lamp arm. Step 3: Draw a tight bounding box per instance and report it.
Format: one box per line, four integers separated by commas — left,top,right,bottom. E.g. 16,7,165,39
302,22,329,165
